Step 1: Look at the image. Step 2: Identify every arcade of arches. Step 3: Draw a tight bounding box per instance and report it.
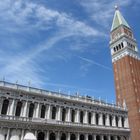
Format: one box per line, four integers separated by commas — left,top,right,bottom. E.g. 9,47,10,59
0,98,129,129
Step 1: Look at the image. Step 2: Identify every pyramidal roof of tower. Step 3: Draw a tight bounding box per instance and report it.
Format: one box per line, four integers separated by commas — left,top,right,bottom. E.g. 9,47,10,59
111,7,130,31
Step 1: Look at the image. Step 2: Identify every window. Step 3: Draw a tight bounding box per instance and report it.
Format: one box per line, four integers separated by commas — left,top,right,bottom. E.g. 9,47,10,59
1,99,9,115
103,114,106,126
15,101,22,117
62,108,66,121
80,111,84,123
28,103,34,118
71,110,75,122
95,113,99,125
52,106,57,119
41,105,46,118
88,112,92,124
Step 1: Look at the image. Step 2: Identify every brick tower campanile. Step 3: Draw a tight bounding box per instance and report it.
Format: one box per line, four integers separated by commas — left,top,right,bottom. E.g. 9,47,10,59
110,7,140,140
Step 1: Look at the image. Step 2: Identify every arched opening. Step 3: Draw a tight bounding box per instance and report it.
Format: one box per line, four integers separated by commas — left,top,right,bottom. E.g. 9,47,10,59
52,107,57,119
121,42,124,48
117,136,121,140
119,44,121,49
80,134,84,140
28,103,34,118
61,133,66,140
111,136,114,140
96,135,100,140
1,99,9,115
15,101,22,117
88,135,92,140
109,115,112,126
80,111,84,123
62,108,66,121
116,116,118,127
88,112,91,124
41,105,46,118
103,114,106,126
122,117,124,127
114,47,116,52
70,134,76,140
38,132,45,140
50,133,56,140
95,113,99,125
104,136,108,140
71,110,75,122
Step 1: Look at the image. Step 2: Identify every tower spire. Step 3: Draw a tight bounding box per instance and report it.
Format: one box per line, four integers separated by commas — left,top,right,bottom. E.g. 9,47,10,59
111,6,130,31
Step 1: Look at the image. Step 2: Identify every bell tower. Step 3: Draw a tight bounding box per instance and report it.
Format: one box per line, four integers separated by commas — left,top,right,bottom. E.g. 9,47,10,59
110,6,140,140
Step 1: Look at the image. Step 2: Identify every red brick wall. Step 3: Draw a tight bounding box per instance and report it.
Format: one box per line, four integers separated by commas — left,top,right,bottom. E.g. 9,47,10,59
113,56,140,140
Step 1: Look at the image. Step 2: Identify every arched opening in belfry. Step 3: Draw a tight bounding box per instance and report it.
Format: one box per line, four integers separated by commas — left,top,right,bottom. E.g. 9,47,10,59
62,108,66,121
80,134,84,140
38,132,45,140
88,112,91,124
109,115,112,126
61,133,66,140
52,106,57,119
15,101,22,117
41,105,46,118
116,116,118,127
96,135,100,140
50,132,56,140
1,99,9,115
88,135,92,140
80,111,84,123
70,134,76,140
28,103,34,118
121,117,124,127
104,136,108,140
95,113,99,125
103,114,106,126
71,110,75,122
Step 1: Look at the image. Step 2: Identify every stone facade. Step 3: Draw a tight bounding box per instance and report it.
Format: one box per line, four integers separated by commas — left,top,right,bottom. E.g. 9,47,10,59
0,81,130,140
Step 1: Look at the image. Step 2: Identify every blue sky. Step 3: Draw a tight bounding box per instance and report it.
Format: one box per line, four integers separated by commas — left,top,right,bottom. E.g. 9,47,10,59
0,0,140,103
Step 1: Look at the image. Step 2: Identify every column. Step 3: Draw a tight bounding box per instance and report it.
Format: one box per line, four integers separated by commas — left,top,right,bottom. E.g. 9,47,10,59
93,135,96,140
8,99,16,116
118,116,122,127
34,103,40,118
91,112,96,125
75,110,80,123
76,133,79,140
101,135,104,140
106,114,110,126
22,101,28,117
108,135,111,140
124,117,129,128
114,136,118,140
46,105,51,119
57,106,62,121
0,98,3,114
99,113,103,125
35,131,38,139
84,111,88,124
66,108,71,122
112,116,116,127
45,131,49,140
6,129,10,140
85,134,88,140
21,129,24,140
56,132,60,140
67,133,70,140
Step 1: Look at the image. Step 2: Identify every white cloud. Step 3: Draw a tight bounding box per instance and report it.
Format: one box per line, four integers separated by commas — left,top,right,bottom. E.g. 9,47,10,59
79,0,137,28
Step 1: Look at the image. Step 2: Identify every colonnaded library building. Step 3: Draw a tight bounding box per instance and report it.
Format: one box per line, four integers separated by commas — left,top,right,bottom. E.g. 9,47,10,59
1,6,140,140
